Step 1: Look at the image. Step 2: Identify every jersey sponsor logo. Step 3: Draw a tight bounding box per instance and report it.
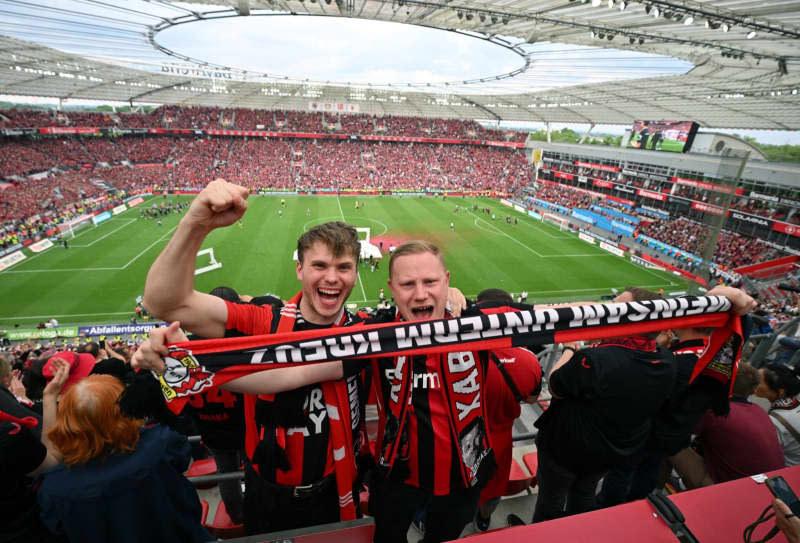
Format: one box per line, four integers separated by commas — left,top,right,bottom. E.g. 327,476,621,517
413,372,440,390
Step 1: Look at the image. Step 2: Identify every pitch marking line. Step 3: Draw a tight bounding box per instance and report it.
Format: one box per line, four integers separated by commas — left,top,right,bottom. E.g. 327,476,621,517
336,196,368,303
71,219,137,247
471,216,505,236
465,209,545,258
2,226,178,274
122,225,178,269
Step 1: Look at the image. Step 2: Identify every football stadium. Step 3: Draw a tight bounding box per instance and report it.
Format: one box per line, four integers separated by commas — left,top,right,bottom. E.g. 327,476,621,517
1,0,800,541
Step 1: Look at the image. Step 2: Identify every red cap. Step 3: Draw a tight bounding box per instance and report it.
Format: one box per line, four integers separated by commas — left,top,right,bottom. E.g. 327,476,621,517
42,351,94,393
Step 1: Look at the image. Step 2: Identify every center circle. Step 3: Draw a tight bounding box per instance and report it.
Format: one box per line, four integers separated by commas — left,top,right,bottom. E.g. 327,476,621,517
155,15,524,86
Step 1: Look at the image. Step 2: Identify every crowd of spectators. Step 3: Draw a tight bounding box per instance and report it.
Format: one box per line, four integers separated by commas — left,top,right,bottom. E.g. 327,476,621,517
638,217,781,269
0,106,526,142
542,163,800,226
4,281,800,542
528,181,785,269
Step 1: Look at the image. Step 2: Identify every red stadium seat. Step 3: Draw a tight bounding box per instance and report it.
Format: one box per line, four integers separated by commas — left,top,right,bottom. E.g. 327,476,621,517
207,500,245,538
522,452,538,488
186,457,217,489
503,458,533,496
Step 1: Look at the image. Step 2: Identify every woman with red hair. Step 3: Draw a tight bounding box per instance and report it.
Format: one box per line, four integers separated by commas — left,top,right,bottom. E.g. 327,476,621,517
36,374,211,542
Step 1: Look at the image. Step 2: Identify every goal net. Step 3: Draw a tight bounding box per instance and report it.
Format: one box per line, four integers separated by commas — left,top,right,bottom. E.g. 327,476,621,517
57,214,93,238
543,213,569,231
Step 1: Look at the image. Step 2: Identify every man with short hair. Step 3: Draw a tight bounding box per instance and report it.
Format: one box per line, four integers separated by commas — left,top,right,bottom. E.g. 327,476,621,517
365,241,527,543
141,180,369,534
671,363,785,487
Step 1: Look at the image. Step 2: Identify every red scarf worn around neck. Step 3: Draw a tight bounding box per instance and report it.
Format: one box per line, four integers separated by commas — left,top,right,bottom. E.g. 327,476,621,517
376,315,495,491
242,292,358,521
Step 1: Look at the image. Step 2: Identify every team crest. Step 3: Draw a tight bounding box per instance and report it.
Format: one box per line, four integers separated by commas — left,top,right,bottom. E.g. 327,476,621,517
157,348,214,400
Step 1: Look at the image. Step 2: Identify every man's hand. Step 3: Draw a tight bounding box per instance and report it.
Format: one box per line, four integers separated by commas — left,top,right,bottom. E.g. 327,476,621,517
42,358,70,399
447,287,467,317
183,179,249,232
706,285,757,315
130,321,188,375
774,499,800,543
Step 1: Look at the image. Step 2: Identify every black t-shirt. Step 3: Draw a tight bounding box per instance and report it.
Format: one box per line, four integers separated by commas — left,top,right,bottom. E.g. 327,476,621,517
0,420,47,543
647,339,714,455
535,345,676,473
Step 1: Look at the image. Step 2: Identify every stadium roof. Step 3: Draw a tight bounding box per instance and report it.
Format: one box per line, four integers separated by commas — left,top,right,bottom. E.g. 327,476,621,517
0,0,799,128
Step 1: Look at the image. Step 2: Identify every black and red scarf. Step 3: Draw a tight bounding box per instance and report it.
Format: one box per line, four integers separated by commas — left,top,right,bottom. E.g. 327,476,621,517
374,313,495,491
0,410,39,435
153,296,743,475
155,296,739,401
244,292,359,521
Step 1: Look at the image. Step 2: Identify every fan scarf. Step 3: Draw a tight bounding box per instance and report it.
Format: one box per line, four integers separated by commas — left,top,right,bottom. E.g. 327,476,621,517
0,410,39,433
153,295,743,502
243,292,358,521
155,295,739,405
374,315,495,491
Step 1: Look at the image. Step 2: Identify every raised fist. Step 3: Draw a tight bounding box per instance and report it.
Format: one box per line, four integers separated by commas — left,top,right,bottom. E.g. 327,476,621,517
184,179,249,231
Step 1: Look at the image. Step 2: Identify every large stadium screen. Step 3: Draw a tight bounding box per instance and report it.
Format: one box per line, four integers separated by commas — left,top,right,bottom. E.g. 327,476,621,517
627,120,699,153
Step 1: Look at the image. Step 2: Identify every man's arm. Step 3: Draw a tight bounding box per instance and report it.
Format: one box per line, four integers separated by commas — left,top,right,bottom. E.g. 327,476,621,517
131,322,347,394
143,179,248,339
222,361,345,395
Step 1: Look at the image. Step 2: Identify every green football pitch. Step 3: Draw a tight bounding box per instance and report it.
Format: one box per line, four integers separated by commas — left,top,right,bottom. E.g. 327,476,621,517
0,194,687,326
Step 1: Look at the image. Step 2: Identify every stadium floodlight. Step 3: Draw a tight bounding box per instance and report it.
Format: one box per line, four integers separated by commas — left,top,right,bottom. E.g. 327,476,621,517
747,30,757,39
684,15,694,25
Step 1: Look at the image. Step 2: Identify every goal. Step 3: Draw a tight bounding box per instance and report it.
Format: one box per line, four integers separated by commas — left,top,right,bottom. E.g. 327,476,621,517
57,215,92,238
195,248,222,276
543,213,569,231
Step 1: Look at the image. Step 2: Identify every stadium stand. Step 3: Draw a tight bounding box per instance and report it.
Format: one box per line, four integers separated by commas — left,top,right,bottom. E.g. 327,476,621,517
3,103,800,543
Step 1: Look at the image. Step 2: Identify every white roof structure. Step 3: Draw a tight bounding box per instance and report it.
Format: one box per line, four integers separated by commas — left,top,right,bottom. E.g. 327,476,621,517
0,0,798,128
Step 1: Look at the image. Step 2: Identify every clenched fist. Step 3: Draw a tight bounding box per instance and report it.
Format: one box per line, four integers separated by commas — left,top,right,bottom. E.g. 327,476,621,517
183,178,249,232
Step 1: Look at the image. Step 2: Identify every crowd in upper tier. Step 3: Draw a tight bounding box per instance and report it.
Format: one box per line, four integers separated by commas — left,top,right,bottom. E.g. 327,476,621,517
0,106,526,142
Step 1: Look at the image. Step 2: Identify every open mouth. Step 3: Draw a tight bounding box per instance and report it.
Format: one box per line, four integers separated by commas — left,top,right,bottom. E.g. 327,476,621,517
411,305,434,319
318,287,341,305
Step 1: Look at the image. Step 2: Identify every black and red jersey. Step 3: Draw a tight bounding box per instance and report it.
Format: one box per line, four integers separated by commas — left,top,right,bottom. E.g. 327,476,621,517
225,298,366,486
185,387,245,451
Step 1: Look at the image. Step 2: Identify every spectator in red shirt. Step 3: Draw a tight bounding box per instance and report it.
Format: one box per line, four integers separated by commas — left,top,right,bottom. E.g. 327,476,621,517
671,363,785,487
472,288,542,532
